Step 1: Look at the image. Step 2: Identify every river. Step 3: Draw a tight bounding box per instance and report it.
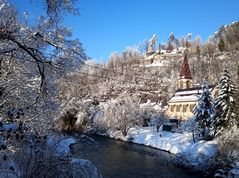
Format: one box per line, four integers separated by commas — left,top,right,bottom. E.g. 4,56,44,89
72,135,204,178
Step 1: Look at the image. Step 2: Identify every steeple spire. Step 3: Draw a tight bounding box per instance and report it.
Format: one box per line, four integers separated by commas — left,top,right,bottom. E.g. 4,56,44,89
179,54,192,79
178,54,193,89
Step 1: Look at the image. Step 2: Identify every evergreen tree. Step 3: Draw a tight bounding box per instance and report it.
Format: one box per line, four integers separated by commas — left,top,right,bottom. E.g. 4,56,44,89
193,84,213,138
209,68,237,137
218,38,225,52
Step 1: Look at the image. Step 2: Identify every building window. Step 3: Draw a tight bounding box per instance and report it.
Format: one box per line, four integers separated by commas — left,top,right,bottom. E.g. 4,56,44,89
214,90,218,98
183,104,187,112
180,81,183,89
170,105,175,112
176,105,181,112
186,80,191,88
190,104,196,111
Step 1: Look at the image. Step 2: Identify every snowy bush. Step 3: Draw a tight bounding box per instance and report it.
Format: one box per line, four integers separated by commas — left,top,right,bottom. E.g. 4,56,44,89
0,115,101,178
0,153,20,178
149,112,168,132
58,98,103,133
214,130,239,171
59,108,78,132
91,104,107,134
75,111,89,130
176,117,198,133
0,134,102,178
139,104,159,127
105,93,142,136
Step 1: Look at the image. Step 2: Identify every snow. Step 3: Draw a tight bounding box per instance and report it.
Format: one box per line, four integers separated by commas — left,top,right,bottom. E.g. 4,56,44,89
169,86,215,102
0,123,17,131
0,136,4,146
229,161,239,177
175,90,201,96
230,168,239,175
46,135,102,177
145,61,164,67
107,126,217,166
0,3,5,11
175,87,214,96
0,158,21,178
0,132,101,178
140,100,164,111
70,158,103,178
169,95,199,102
47,136,77,155
235,162,239,167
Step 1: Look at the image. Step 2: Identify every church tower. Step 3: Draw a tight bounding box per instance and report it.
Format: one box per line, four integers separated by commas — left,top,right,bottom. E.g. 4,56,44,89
178,54,193,89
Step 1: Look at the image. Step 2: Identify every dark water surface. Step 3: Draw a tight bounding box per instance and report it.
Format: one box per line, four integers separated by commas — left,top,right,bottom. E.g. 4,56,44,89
72,135,204,178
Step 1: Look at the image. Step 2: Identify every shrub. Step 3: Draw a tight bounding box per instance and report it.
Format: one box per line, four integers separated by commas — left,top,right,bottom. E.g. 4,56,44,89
60,108,78,133
214,130,239,169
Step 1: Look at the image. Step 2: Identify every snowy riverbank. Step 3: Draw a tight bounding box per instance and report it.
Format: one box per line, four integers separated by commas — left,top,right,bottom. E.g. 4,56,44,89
0,121,102,178
106,126,218,170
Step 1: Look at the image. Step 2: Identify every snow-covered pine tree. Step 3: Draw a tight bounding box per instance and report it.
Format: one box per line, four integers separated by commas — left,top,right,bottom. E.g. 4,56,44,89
193,84,213,138
209,68,237,137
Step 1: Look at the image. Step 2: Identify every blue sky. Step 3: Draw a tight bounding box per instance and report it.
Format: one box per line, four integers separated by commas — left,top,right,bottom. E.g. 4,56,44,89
9,0,239,62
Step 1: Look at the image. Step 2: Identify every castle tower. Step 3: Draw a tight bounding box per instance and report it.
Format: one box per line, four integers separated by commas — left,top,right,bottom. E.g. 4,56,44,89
178,54,193,89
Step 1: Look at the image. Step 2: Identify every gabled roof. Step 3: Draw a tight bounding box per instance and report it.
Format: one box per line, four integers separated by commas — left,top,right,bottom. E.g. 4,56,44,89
179,55,192,79
168,95,199,103
175,85,216,96
168,85,216,103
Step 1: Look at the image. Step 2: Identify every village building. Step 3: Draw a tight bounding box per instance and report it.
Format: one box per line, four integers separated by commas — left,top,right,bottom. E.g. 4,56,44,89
144,34,187,65
165,55,217,120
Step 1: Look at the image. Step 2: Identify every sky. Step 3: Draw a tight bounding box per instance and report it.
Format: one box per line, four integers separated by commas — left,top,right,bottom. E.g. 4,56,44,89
8,0,239,62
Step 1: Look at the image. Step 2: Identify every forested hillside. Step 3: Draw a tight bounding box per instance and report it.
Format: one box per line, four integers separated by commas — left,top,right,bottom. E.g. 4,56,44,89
58,22,239,106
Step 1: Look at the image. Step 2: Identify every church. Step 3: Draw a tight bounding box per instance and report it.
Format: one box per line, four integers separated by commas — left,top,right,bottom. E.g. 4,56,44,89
165,55,217,120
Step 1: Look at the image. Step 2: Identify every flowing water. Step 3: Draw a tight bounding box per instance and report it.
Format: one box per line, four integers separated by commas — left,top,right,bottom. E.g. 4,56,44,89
72,135,204,178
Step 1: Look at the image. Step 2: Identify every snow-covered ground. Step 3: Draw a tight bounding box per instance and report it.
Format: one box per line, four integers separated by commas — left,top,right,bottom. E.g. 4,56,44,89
229,161,239,177
107,126,217,168
145,61,165,67
47,135,77,155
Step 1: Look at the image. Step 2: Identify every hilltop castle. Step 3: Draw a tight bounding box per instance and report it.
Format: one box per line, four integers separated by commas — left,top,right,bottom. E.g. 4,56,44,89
144,34,198,65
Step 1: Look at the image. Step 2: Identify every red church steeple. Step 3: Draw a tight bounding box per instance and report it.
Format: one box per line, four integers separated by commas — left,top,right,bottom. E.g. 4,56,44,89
178,54,193,89
179,55,192,79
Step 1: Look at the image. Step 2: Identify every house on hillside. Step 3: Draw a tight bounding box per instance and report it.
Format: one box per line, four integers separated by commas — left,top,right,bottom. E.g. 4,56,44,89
165,55,218,120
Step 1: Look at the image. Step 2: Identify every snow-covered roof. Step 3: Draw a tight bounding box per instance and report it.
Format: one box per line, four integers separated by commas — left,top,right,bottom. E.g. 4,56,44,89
175,85,215,96
175,89,200,96
168,95,199,103
168,85,215,103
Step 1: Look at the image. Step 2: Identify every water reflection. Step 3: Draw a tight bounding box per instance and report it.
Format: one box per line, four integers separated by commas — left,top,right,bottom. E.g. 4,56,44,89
72,135,203,178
